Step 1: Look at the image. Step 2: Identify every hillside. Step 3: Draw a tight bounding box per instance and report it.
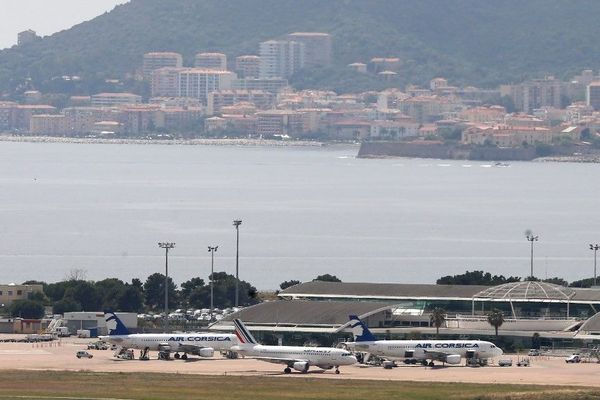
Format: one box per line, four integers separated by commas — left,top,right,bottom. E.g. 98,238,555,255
2,0,600,95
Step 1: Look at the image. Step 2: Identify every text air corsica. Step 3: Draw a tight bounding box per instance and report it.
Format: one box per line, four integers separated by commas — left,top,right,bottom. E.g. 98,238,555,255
415,343,479,349
168,336,232,342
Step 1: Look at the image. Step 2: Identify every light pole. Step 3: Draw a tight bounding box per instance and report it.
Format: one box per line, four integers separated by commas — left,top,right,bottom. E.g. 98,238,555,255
158,242,175,332
590,244,599,287
526,233,538,278
233,219,242,308
208,245,218,321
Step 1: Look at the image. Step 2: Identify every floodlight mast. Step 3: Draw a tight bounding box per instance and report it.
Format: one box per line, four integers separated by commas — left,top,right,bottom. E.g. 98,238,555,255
158,242,175,332
208,245,218,321
233,220,242,307
591,244,600,287
526,234,538,278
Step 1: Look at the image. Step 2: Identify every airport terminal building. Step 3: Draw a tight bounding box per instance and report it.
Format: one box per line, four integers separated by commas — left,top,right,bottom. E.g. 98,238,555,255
213,281,600,344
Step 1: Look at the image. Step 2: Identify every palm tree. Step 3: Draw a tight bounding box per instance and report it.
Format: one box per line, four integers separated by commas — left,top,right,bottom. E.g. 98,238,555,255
430,307,446,337
487,308,505,337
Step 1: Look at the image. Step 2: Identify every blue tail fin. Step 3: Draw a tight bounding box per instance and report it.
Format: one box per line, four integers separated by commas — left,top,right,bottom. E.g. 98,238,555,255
233,319,258,345
104,311,130,336
348,315,377,342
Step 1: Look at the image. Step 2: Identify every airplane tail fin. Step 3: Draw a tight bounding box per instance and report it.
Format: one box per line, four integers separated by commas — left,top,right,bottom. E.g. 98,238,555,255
233,319,258,345
348,315,377,342
104,311,131,336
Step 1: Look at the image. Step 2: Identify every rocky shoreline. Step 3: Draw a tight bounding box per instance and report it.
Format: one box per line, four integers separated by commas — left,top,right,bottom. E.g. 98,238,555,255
0,134,326,147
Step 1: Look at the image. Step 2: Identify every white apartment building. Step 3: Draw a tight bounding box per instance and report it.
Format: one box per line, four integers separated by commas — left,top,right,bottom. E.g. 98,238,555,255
142,52,183,80
194,53,227,70
178,69,236,104
259,40,305,79
91,93,142,107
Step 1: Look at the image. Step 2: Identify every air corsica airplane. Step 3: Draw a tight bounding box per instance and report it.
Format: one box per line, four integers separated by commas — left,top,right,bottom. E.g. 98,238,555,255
340,315,503,367
231,319,357,374
99,312,237,360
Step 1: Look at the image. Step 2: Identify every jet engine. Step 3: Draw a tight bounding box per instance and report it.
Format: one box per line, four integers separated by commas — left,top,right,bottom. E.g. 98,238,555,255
198,348,215,358
293,361,309,372
445,354,461,365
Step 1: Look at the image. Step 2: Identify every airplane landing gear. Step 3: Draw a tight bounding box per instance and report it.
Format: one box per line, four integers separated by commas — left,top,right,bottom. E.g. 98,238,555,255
174,353,180,359
181,354,188,360
421,360,428,366
284,367,292,374
428,361,435,367
335,367,340,374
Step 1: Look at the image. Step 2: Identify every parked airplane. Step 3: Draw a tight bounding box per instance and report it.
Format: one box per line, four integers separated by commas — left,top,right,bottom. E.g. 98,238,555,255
231,319,357,374
340,315,503,366
99,312,237,359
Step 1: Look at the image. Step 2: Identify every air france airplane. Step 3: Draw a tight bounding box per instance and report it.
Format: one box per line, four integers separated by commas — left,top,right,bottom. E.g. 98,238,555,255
99,312,237,359
231,319,357,374
340,315,503,366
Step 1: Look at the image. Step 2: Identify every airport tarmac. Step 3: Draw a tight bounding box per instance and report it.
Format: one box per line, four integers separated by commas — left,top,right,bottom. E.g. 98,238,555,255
0,338,599,387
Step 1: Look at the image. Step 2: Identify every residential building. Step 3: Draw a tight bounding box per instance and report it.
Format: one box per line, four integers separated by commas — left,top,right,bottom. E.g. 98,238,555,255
462,124,552,146
207,90,274,115
586,82,600,111
500,76,564,113
430,78,448,91
205,114,257,135
286,32,332,67
256,110,304,137
13,105,57,131
232,78,288,94
142,52,183,80
29,114,68,135
459,106,506,123
0,102,18,130
91,93,142,107
194,53,227,70
369,119,420,140
17,29,39,46
259,40,305,78
154,107,203,131
120,105,160,135
178,69,236,104
348,63,367,73
369,58,401,73
0,283,44,306
235,56,261,78
151,67,186,97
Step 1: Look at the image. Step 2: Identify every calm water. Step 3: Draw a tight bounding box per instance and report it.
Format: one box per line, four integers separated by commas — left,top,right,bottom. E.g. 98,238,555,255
0,141,599,289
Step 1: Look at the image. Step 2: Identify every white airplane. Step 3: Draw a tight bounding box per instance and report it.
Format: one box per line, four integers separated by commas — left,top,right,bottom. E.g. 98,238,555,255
231,318,357,374
99,311,237,360
340,315,503,367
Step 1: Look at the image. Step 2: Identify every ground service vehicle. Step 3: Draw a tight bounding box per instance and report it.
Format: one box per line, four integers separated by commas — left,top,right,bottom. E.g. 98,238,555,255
565,354,581,363
76,351,93,359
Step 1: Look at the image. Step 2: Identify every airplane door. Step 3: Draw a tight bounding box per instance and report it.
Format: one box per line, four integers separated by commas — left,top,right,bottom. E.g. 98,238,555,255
404,350,414,358
466,350,476,359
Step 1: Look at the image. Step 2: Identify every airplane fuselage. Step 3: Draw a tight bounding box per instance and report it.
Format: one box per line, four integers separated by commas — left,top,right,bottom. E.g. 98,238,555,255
237,344,357,368
346,340,502,361
101,333,237,352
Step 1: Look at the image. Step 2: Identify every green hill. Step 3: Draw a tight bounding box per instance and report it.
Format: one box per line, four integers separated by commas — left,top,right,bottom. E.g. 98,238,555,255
2,0,600,95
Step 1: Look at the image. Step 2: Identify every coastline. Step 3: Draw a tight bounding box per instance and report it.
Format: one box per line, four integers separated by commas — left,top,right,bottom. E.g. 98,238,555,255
0,134,328,148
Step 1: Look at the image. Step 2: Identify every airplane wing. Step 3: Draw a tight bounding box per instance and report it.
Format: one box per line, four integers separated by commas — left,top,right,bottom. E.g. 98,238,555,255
175,343,210,355
422,350,462,364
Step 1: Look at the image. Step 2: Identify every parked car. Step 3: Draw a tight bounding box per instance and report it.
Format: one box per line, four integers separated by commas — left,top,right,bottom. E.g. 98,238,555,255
565,354,581,363
527,349,540,356
517,358,530,367
498,359,513,367
76,351,93,359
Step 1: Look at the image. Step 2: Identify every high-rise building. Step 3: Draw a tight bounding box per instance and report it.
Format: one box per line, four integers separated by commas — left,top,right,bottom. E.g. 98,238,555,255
235,55,261,78
259,40,305,78
178,69,236,104
194,53,227,70
286,32,332,67
151,67,186,97
142,52,183,80
587,82,600,111
17,30,39,46
500,77,564,113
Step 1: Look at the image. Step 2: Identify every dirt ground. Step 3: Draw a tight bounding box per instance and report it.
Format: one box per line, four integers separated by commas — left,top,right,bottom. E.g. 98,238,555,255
1,337,598,387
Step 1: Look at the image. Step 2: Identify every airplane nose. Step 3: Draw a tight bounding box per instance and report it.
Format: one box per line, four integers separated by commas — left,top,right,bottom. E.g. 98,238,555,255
497,348,504,356
349,356,358,364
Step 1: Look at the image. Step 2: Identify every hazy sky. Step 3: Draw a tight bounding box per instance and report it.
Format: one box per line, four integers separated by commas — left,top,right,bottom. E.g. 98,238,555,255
0,0,129,49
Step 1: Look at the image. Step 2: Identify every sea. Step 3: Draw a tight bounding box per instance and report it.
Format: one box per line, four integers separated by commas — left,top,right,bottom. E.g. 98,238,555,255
1,141,599,290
